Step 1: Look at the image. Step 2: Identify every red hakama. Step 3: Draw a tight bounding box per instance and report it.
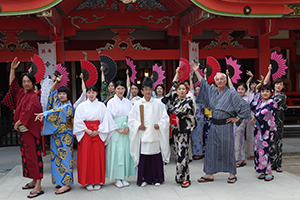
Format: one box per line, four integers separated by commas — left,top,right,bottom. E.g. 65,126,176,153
77,120,106,186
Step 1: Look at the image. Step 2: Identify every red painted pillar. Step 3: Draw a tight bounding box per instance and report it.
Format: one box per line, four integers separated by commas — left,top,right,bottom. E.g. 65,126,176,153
289,30,297,91
290,47,297,91
259,35,270,81
180,30,191,60
51,27,64,63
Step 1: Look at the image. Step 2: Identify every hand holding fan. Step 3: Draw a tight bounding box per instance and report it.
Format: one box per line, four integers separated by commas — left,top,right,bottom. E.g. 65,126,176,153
55,63,70,89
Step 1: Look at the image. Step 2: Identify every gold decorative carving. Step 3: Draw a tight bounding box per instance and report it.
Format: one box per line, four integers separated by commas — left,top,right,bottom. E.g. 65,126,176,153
139,15,174,29
0,30,37,52
284,4,300,18
67,15,106,29
36,9,52,17
203,30,245,50
96,29,150,52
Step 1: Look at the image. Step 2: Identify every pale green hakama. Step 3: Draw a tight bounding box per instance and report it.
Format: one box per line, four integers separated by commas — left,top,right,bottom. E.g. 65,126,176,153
105,116,136,180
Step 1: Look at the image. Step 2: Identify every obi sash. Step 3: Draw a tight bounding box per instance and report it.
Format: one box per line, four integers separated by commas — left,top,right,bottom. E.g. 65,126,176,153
171,113,177,126
211,118,227,125
84,120,100,142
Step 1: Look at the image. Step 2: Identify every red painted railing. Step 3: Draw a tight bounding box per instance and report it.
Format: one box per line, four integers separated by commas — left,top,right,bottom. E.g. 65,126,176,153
286,92,300,106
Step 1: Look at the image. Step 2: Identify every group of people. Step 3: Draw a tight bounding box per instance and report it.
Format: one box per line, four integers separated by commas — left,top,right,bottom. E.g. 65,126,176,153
6,57,286,198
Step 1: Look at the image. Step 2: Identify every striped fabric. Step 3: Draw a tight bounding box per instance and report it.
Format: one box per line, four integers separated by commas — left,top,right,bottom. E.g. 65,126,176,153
196,79,251,175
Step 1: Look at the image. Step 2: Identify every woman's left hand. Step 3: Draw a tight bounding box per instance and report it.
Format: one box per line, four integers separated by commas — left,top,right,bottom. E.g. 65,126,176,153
123,127,129,135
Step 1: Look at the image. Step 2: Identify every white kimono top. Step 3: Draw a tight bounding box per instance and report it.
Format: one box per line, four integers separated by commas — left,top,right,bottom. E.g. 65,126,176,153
128,97,170,167
73,98,118,144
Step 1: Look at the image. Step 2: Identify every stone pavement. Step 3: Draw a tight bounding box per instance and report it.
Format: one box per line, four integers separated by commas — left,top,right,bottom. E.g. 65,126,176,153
0,138,300,200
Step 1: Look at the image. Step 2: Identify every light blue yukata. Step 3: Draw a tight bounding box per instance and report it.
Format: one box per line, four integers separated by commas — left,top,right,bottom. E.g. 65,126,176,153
42,90,74,186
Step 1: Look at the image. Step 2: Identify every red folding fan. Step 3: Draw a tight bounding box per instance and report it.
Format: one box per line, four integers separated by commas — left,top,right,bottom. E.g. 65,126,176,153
31,54,46,83
206,56,221,84
178,58,190,82
80,60,98,87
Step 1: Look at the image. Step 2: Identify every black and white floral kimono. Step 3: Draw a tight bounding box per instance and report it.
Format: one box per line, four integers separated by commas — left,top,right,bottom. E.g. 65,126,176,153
162,81,196,183
270,92,287,169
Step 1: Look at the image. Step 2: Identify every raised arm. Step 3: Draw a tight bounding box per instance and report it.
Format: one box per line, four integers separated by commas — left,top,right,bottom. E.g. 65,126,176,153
255,75,264,93
189,74,194,91
173,67,179,82
126,69,130,89
100,66,105,83
50,75,62,94
9,57,20,85
204,67,207,81
263,64,272,85
80,73,86,91
246,70,253,85
191,61,203,83
226,69,233,88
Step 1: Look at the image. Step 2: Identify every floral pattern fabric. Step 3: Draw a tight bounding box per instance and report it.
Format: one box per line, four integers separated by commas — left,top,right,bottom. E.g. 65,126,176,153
162,81,196,183
270,92,287,168
250,92,277,174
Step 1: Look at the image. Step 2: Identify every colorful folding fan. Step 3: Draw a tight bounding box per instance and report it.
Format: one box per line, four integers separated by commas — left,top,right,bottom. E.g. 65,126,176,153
270,51,288,80
225,55,243,84
55,63,70,89
80,60,98,87
152,63,166,89
99,55,117,82
125,56,137,84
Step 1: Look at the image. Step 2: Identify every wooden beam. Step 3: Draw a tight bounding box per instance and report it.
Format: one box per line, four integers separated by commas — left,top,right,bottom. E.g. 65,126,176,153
63,11,179,36
0,52,36,62
199,49,258,59
64,49,180,61
37,8,62,28
191,18,300,36
0,18,50,36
